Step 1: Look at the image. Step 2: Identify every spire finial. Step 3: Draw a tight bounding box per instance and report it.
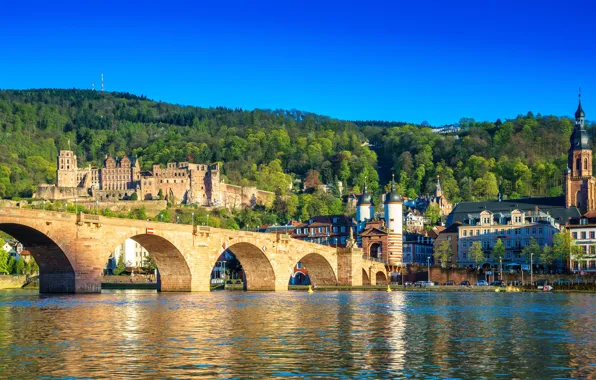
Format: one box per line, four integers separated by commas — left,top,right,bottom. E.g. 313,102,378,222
391,173,396,192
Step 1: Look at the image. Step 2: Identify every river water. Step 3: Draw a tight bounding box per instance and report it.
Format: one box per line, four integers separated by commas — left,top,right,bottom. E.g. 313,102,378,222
0,290,594,378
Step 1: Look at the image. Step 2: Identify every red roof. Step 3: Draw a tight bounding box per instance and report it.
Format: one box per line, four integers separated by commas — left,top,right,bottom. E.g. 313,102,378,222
20,250,31,256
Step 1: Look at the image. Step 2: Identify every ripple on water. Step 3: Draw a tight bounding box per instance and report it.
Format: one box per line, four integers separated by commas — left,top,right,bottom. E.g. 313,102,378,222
0,290,594,378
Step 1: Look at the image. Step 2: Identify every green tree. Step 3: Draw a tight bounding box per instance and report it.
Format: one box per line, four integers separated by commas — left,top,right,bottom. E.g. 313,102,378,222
425,203,441,226
129,192,138,201
491,238,505,262
0,247,9,274
469,241,485,267
143,255,158,273
113,254,126,275
551,230,583,268
434,240,452,268
30,257,39,274
521,238,541,266
157,189,164,200
6,257,16,274
15,258,25,275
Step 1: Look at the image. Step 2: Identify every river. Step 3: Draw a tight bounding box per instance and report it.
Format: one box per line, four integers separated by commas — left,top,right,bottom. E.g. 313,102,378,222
0,290,594,378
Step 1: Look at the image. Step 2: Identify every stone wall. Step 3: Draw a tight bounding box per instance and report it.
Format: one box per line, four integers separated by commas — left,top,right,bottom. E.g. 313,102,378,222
77,200,167,217
428,266,596,285
0,275,28,289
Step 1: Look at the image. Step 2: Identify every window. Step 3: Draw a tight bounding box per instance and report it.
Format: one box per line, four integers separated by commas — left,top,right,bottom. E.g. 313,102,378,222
475,230,479,236
333,226,338,233
462,241,467,248
581,232,587,239
340,226,346,233
573,232,578,239
591,231,595,239
506,240,511,247
539,228,543,234
463,230,467,237
532,228,536,235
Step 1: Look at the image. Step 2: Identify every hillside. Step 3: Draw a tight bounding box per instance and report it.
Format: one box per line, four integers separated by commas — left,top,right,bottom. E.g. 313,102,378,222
0,89,593,213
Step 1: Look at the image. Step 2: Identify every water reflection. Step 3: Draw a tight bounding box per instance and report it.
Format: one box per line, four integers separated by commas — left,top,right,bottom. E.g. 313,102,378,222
0,290,594,378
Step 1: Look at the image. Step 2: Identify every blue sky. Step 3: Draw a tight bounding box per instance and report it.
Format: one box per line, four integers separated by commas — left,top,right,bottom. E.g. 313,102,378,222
1,0,594,125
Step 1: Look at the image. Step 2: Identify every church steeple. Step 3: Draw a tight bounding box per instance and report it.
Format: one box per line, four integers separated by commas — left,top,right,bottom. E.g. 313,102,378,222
576,88,585,120
435,176,443,198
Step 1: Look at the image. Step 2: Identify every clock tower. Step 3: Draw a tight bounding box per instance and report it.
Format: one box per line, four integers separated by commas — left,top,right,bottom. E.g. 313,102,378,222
565,91,596,213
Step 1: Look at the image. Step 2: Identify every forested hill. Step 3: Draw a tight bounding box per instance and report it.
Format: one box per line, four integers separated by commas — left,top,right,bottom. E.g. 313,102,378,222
0,89,593,209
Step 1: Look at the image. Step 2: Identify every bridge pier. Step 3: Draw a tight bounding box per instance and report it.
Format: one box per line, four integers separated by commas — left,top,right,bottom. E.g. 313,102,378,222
39,272,76,293
157,273,193,292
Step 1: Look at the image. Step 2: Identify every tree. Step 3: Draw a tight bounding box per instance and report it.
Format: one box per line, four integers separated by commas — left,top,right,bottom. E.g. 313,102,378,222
15,258,25,275
7,257,15,274
469,241,485,267
425,203,441,226
434,240,452,268
143,255,158,273
551,230,583,269
113,253,126,275
0,247,10,274
28,256,39,274
490,238,505,262
129,192,138,201
157,189,164,200
303,169,322,191
521,238,541,266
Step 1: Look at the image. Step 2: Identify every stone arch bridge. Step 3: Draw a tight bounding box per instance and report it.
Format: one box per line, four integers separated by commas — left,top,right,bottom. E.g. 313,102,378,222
0,207,388,293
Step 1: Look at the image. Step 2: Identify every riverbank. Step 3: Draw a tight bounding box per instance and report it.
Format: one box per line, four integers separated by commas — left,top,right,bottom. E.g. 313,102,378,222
288,285,596,293
0,275,28,289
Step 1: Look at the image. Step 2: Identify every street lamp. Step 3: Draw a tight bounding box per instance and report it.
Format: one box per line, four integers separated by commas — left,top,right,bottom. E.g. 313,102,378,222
192,212,195,227
427,256,431,281
96,199,99,215
176,216,179,224
530,252,534,286
500,257,503,281
74,198,78,215
42,200,46,211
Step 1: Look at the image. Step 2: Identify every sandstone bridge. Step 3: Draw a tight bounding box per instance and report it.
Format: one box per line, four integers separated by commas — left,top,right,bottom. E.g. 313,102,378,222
0,207,388,293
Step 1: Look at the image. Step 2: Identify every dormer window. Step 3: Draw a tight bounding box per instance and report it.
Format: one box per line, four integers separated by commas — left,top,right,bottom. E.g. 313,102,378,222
581,218,588,225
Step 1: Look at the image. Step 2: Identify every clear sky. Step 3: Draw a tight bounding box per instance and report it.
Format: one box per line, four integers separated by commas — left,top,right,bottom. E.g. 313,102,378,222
1,0,594,125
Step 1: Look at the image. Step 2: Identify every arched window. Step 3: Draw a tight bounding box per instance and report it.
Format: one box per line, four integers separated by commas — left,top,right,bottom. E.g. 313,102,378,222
585,158,588,170
577,158,581,172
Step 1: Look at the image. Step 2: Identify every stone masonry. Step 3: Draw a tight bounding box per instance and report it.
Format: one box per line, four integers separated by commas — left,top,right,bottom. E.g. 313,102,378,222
0,207,387,293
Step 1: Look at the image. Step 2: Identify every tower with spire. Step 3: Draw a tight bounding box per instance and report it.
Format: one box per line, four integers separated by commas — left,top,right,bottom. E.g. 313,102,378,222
430,176,453,216
565,90,596,213
356,180,374,247
383,174,403,266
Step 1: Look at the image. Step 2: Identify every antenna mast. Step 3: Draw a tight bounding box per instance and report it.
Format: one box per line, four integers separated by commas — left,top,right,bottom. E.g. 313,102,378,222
101,72,104,92
92,81,95,91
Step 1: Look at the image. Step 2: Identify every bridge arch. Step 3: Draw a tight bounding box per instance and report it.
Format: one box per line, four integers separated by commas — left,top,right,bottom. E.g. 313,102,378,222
0,223,75,293
375,271,388,285
106,234,192,292
362,268,370,285
291,253,337,287
223,242,276,291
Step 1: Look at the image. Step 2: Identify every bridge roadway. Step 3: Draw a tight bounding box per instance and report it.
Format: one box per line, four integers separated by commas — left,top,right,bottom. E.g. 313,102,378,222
0,207,388,293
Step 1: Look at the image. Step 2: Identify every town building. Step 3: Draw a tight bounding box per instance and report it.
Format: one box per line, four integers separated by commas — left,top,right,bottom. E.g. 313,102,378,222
36,150,274,209
404,210,427,232
105,238,150,273
2,240,23,261
402,231,435,266
432,222,461,268
292,215,354,247
456,208,561,268
565,211,596,272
